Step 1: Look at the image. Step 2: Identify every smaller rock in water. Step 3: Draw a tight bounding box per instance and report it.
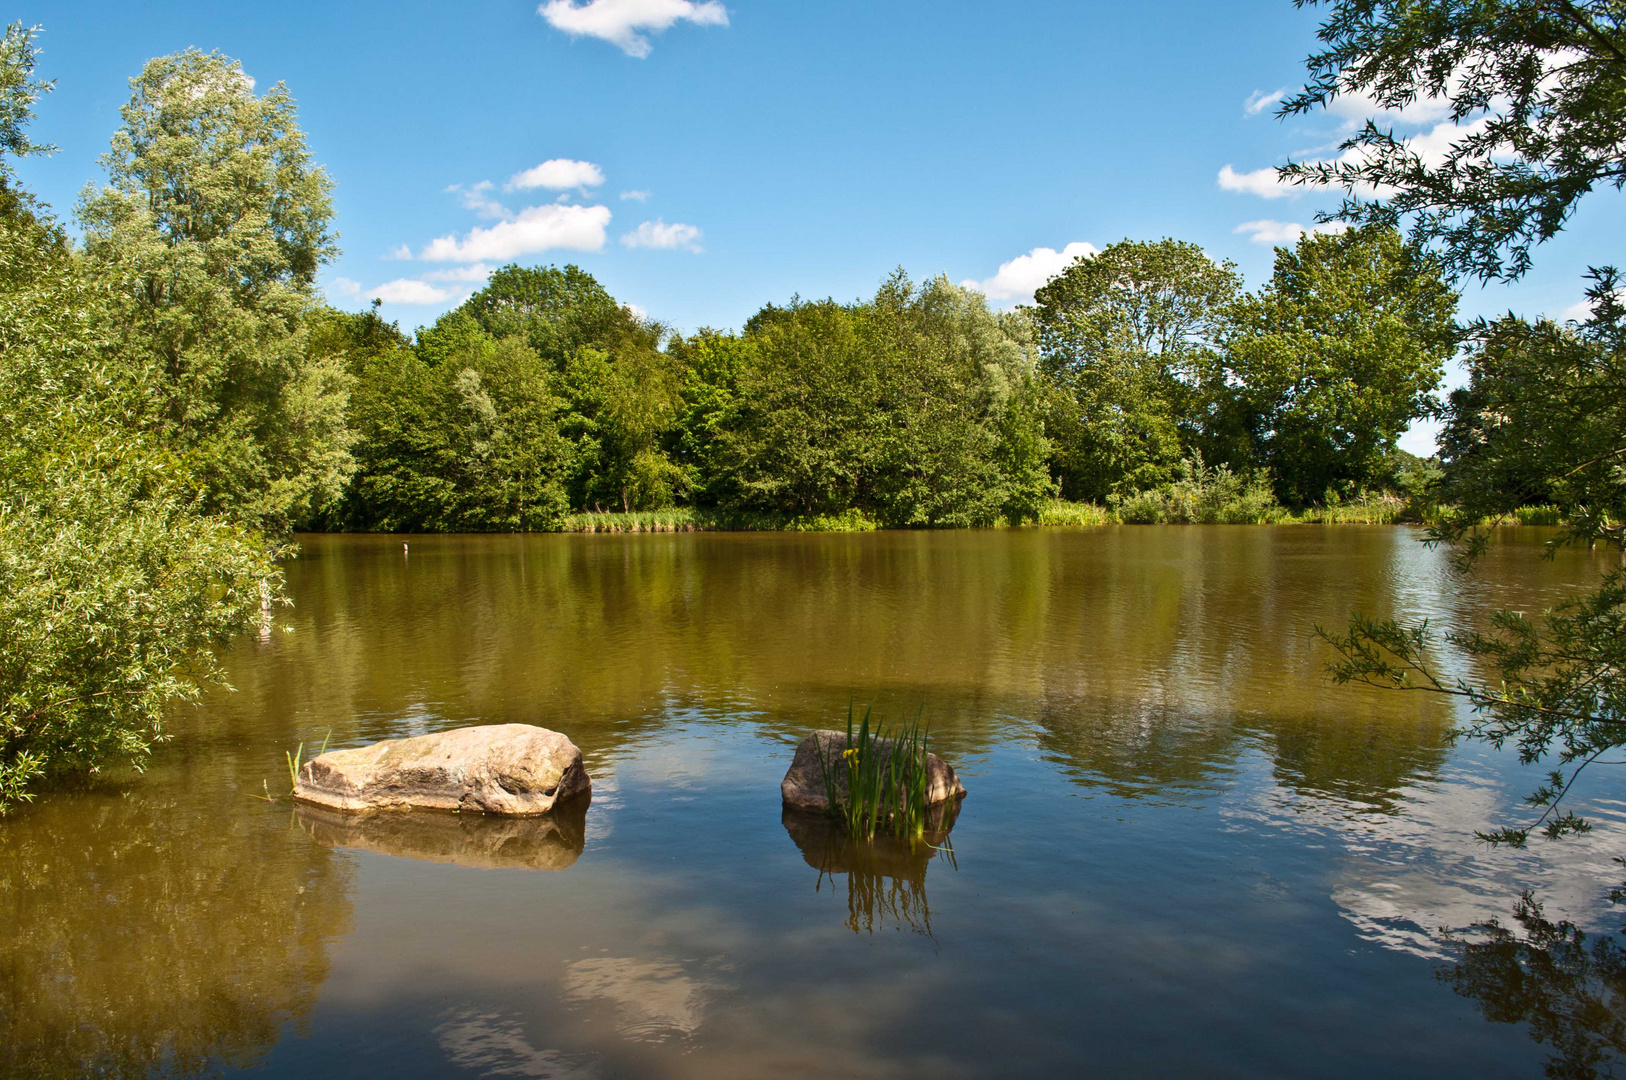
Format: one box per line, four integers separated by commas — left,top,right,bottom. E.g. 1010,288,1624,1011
781,729,966,813
293,724,590,816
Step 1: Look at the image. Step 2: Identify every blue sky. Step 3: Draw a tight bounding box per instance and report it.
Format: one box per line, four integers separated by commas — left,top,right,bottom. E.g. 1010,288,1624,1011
18,1,1626,451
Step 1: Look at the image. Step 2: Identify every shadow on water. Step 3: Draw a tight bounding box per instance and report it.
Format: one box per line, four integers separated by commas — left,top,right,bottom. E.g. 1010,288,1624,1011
1439,890,1626,1080
781,800,960,937
294,797,589,871
0,782,352,1078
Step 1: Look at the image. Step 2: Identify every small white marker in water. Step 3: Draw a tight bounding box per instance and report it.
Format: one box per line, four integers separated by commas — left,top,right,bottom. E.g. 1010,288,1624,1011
403,542,409,557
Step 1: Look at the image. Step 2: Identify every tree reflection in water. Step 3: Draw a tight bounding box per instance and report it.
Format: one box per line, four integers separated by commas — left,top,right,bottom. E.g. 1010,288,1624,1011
0,782,352,1079
781,801,959,936
1440,891,1626,1080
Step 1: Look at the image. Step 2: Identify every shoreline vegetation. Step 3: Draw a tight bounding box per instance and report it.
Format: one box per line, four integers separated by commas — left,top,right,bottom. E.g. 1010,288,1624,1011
552,499,1562,534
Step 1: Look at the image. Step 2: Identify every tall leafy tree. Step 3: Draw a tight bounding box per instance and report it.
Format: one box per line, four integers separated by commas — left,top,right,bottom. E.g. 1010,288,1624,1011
1031,239,1241,501
78,49,352,532
712,273,1050,525
1222,227,1458,505
1281,0,1626,282
0,30,274,811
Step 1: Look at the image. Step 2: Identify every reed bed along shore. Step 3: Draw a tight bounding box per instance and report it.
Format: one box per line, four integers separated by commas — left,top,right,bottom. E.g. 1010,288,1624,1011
551,500,1563,533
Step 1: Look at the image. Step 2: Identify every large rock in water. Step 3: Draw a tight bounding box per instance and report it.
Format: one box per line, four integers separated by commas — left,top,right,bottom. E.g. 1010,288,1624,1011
780,729,965,813
293,724,590,816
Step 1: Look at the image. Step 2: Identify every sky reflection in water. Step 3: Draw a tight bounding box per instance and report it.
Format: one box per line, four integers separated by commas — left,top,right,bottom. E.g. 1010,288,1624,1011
2,527,1623,1078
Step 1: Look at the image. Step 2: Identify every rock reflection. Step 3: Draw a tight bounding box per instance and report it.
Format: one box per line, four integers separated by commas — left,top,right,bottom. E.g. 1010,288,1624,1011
782,802,959,936
0,787,352,1079
1440,892,1626,1080
295,798,589,871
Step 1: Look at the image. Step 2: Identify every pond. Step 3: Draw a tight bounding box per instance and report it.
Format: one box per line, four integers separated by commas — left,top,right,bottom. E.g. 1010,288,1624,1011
4,527,1624,1078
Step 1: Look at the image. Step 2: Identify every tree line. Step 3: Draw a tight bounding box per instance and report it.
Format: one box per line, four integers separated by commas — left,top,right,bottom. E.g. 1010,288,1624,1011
319,229,1459,533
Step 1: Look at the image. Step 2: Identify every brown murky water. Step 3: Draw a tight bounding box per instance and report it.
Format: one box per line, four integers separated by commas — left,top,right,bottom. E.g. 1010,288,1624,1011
3,526,1621,1078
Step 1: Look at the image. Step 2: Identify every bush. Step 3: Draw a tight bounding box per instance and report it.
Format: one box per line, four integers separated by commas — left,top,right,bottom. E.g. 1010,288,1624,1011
1110,456,1284,524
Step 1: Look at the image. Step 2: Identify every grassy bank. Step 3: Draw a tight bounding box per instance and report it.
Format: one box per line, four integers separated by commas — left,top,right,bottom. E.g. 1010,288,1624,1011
559,508,879,533
552,499,1564,533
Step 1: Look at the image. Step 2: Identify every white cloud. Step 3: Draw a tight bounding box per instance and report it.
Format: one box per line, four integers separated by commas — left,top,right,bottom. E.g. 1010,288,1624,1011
421,263,496,283
1218,163,1296,199
623,302,648,320
1560,287,1625,323
1232,219,1349,245
385,243,412,260
620,218,703,252
962,241,1098,304
1397,417,1440,458
506,158,605,192
451,180,512,219
1244,86,1288,116
620,189,651,201
1561,298,1593,322
1407,115,1492,168
421,203,612,262
367,279,459,305
1323,86,1455,131
331,277,363,299
1221,114,1489,204
539,0,729,58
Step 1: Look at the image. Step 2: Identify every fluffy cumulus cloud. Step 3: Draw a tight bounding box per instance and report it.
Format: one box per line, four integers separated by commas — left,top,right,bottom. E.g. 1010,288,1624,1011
1322,86,1455,132
620,218,703,251
330,277,364,299
367,279,459,305
506,158,605,191
1218,163,1295,199
539,0,728,58
420,263,496,283
962,241,1098,303
385,243,412,260
421,204,612,262
1232,219,1349,245
620,189,651,201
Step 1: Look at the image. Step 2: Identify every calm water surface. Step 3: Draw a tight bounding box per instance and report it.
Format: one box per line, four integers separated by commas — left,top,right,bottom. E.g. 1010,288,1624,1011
4,527,1624,1078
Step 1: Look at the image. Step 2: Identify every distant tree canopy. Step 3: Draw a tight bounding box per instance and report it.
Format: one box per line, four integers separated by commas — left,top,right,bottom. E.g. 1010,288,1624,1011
1029,234,1452,506
1221,227,1458,504
318,228,1455,528
1033,239,1243,502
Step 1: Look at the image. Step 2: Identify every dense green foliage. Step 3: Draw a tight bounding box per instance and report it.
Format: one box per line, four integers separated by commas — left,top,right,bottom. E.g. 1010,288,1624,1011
0,27,278,811
77,48,352,533
1220,228,1458,504
1033,239,1241,501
